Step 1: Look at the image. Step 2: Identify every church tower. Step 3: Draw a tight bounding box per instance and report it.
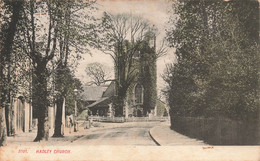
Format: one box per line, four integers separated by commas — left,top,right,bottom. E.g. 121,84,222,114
127,30,157,117
139,31,157,115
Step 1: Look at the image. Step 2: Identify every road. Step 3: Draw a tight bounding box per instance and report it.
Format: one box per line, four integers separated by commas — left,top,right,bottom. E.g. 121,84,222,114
72,122,161,146
6,121,162,146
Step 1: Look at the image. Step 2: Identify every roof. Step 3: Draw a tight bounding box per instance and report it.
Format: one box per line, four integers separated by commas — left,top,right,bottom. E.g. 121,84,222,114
81,86,108,101
83,82,115,109
86,97,111,108
102,82,115,97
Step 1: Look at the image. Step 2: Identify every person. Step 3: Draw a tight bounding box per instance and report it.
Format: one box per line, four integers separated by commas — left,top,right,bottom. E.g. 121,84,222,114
85,115,90,129
69,117,73,133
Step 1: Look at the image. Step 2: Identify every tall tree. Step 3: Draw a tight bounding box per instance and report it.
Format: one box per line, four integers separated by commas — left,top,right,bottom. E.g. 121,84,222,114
165,0,259,120
52,0,96,137
14,0,64,141
165,0,211,117
0,0,24,146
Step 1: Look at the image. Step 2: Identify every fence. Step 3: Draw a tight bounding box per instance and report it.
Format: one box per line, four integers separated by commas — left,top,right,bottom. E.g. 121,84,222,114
171,116,260,145
88,116,169,123
126,116,169,122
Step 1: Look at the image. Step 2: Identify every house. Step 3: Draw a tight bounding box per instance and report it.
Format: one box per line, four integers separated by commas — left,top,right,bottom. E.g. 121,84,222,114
6,94,56,135
9,95,32,134
3,57,34,135
4,58,56,135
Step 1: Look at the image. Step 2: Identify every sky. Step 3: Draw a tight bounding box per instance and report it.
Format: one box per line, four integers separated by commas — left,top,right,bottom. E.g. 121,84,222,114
75,0,176,96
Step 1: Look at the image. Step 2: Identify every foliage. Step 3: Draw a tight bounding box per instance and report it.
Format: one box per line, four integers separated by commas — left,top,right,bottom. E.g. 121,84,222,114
6,0,97,140
1,0,28,105
164,0,259,120
0,0,24,144
51,0,97,137
54,66,83,116
0,0,97,140
77,109,88,120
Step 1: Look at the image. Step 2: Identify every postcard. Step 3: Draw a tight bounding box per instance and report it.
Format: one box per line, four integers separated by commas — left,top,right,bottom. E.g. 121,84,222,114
0,0,259,160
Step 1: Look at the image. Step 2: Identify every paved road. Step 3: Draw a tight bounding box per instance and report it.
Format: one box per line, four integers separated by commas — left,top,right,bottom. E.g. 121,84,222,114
72,122,161,146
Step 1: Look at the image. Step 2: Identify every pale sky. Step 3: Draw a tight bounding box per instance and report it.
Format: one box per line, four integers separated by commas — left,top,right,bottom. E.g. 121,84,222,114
75,0,176,95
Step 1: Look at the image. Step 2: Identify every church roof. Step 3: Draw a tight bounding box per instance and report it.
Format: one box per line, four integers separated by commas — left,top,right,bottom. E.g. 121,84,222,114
86,97,111,108
102,82,115,97
81,86,108,101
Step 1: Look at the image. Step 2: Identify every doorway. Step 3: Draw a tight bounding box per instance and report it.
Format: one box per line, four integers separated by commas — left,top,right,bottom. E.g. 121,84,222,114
16,96,25,132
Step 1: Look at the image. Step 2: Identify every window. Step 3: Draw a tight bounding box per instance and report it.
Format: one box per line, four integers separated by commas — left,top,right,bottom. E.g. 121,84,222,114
134,84,143,104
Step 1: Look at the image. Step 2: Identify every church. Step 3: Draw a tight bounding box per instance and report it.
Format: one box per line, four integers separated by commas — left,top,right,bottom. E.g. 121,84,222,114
123,33,157,117
84,31,157,117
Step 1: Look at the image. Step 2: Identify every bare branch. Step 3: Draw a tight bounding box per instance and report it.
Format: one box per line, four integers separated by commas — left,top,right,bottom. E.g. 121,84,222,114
85,62,112,86
156,38,168,59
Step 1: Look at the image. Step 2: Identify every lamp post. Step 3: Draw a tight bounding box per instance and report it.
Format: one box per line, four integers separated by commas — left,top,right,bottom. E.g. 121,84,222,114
74,89,78,132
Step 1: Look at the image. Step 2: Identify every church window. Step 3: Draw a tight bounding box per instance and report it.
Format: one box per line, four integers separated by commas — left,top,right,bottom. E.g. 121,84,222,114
134,84,143,104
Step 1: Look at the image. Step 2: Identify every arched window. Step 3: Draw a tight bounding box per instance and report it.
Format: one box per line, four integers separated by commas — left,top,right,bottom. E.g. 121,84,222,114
134,84,143,104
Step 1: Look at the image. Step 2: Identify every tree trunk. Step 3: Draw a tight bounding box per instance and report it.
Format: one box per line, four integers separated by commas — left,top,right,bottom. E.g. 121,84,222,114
53,64,66,137
5,104,10,136
33,64,49,142
114,99,124,117
0,107,7,146
34,110,49,142
10,98,15,135
53,96,64,137
114,90,126,117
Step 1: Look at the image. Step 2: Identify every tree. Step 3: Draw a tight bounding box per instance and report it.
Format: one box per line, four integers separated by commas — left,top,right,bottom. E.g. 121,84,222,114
164,0,259,121
0,0,24,146
85,62,112,86
13,0,96,141
54,67,83,117
97,13,164,116
62,77,83,116
14,0,65,141
52,0,97,137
